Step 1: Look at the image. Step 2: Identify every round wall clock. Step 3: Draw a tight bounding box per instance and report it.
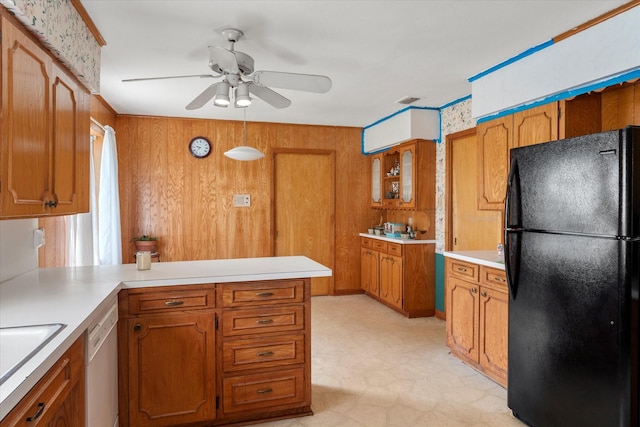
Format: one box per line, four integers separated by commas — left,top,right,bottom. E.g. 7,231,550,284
189,136,211,158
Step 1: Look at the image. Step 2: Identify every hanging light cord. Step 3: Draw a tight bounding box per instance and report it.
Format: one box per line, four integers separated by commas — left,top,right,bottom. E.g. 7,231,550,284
243,108,247,146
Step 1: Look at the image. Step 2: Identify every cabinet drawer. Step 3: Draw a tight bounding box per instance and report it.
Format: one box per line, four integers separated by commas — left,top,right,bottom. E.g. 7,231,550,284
223,334,305,373
447,259,479,282
222,306,304,337
387,242,402,256
221,280,304,308
223,368,305,414
1,336,83,427
371,240,388,252
127,287,215,314
480,266,508,290
361,237,373,248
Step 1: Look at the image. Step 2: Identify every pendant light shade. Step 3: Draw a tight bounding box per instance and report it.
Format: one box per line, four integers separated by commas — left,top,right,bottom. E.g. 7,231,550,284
224,109,264,161
224,145,265,161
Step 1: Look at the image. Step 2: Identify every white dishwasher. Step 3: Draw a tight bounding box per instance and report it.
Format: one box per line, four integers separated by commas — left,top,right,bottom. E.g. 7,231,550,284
86,299,119,427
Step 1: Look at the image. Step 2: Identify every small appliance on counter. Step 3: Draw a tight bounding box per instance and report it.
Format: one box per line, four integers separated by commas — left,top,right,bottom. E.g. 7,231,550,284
384,222,406,237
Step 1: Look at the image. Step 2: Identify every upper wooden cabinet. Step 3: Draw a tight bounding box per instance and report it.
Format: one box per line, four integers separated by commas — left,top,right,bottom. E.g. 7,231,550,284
1,15,90,219
477,85,640,212
477,116,513,211
371,139,435,210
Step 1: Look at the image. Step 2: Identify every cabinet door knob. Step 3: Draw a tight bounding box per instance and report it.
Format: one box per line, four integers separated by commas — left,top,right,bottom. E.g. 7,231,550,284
134,323,142,332
45,200,58,208
481,291,487,297
470,288,477,294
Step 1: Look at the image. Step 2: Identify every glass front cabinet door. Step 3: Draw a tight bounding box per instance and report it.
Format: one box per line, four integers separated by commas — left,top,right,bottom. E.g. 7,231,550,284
399,145,416,208
371,154,382,207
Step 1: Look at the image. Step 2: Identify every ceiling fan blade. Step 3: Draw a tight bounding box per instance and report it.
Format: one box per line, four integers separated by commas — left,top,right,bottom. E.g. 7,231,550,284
185,82,222,110
248,84,291,109
122,74,218,82
252,71,332,93
209,46,239,74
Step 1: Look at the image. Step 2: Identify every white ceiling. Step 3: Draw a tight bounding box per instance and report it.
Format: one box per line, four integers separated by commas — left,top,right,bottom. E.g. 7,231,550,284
81,0,628,128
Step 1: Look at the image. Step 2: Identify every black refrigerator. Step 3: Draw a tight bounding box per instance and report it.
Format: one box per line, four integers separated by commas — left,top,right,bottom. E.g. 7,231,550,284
504,125,640,427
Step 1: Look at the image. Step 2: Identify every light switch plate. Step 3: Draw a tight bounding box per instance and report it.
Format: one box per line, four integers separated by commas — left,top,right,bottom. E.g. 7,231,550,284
233,194,251,207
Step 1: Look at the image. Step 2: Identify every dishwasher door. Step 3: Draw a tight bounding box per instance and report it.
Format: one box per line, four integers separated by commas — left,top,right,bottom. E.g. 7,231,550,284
86,300,119,427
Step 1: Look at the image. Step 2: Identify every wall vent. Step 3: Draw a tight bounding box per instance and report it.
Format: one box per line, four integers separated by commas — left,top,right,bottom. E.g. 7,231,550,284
395,96,421,105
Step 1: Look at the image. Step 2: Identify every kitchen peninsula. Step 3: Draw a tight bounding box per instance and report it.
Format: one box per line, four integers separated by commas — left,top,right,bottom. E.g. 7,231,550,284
0,256,331,426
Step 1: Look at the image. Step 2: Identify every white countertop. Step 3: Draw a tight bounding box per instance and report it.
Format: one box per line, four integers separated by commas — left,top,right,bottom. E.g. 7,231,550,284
0,256,331,419
359,233,436,245
442,250,505,270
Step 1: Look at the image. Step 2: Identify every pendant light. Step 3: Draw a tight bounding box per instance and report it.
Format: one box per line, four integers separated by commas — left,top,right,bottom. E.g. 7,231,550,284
224,109,264,161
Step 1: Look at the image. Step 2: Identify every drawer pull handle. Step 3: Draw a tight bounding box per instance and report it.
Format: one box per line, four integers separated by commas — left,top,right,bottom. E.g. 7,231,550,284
494,277,505,282
26,402,45,422
257,388,273,394
164,300,184,306
457,267,467,272
256,292,274,298
257,351,275,357
257,319,274,324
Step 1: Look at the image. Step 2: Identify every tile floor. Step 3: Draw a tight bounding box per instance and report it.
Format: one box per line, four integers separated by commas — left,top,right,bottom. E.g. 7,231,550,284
258,294,524,427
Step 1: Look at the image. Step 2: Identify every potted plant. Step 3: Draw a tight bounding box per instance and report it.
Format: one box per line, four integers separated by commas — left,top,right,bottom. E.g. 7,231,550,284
131,235,158,253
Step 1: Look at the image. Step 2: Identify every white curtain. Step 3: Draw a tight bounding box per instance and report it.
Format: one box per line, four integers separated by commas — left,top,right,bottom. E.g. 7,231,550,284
65,138,99,266
98,125,122,265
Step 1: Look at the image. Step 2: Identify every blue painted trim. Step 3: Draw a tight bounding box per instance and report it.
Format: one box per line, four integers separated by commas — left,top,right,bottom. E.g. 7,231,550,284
468,39,554,83
361,106,440,154
476,67,640,124
440,94,472,110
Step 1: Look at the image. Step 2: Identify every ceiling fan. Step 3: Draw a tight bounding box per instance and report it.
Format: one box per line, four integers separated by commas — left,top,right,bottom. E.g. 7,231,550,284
122,27,332,110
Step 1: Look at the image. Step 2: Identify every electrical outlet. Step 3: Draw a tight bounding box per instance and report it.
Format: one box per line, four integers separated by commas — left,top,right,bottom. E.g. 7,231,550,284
33,227,45,249
233,194,251,207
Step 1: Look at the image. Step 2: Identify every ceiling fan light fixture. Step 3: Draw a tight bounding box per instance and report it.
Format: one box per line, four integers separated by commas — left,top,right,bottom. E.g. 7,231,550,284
213,81,230,106
235,83,251,107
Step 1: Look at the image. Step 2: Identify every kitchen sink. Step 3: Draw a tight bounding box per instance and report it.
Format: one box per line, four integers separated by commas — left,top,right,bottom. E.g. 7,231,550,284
0,323,66,385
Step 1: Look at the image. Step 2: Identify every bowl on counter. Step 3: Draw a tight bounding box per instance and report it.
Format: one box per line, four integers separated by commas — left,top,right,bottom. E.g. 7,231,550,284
367,228,374,234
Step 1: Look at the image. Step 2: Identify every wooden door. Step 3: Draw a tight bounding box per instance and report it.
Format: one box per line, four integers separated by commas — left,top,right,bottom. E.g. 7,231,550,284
479,285,509,385
448,129,502,250
275,151,334,296
445,276,479,363
513,102,558,148
128,313,216,426
1,16,52,217
477,116,512,210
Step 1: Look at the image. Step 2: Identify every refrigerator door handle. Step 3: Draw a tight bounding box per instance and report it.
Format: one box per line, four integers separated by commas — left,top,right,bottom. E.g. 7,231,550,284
504,230,521,299
505,158,521,298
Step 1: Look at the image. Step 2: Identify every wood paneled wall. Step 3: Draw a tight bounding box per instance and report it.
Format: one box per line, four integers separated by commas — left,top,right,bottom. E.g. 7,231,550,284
116,115,375,294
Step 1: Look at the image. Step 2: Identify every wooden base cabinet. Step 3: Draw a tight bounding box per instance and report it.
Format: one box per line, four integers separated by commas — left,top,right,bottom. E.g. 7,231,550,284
118,285,217,427
0,335,85,427
118,279,311,427
360,237,435,317
445,258,508,387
